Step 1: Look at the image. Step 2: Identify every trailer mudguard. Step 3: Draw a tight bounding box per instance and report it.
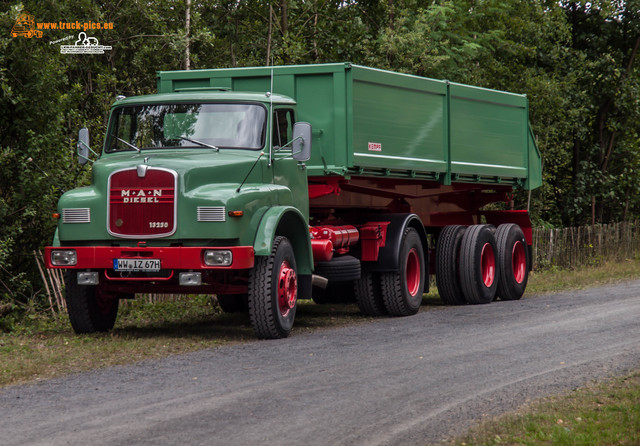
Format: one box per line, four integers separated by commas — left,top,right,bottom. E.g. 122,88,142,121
253,206,313,299
362,213,429,274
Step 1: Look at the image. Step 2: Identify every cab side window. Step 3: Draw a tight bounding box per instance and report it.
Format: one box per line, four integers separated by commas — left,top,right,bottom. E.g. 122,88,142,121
273,109,295,149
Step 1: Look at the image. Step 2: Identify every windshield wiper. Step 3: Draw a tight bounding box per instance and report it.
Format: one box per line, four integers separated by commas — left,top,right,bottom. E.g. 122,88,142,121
179,136,219,151
110,134,141,153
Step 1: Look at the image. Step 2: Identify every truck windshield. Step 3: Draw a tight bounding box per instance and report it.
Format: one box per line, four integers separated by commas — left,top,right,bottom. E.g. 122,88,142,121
106,103,266,152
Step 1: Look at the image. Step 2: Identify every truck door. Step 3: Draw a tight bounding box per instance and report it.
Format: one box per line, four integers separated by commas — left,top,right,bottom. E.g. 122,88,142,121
271,108,309,221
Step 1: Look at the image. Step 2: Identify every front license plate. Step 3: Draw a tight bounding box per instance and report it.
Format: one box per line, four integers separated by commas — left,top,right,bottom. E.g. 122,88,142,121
113,258,161,272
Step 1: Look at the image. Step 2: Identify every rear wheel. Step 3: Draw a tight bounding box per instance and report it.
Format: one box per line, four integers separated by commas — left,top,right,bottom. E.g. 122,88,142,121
64,271,120,333
248,236,298,339
435,225,467,305
495,224,529,301
354,272,386,316
459,225,498,304
380,227,425,316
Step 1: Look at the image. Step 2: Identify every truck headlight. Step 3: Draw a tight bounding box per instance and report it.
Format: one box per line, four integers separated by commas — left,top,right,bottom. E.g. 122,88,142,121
203,250,232,266
51,250,77,266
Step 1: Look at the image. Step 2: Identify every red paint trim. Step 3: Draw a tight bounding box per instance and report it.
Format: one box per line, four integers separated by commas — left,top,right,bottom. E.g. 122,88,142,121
308,178,342,199
45,246,255,270
277,260,297,318
512,241,527,284
481,242,496,287
359,221,390,262
405,247,421,296
311,239,334,262
310,225,360,248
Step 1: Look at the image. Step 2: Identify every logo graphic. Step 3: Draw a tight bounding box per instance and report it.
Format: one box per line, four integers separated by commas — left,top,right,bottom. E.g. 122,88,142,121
60,32,112,54
11,11,43,38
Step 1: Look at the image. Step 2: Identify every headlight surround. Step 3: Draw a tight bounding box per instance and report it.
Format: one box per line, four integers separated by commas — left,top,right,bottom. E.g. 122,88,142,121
203,250,232,266
51,249,78,266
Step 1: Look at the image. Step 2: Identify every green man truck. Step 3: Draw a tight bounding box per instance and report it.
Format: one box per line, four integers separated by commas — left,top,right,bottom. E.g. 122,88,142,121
45,63,542,339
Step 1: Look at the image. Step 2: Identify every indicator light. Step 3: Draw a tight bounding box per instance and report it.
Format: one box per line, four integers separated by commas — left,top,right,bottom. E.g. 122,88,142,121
228,210,244,217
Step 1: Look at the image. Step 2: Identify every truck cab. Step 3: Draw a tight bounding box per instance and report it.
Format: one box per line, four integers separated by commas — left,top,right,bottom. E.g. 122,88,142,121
47,90,314,339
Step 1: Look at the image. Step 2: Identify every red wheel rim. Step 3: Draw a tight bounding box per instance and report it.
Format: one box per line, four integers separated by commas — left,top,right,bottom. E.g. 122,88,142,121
405,248,421,296
480,243,495,287
512,241,526,284
277,260,297,317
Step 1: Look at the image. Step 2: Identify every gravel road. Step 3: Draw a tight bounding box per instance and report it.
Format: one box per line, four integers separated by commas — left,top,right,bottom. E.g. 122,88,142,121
2,281,639,446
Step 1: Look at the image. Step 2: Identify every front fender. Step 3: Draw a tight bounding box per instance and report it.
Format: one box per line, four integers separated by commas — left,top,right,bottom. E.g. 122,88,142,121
253,206,312,275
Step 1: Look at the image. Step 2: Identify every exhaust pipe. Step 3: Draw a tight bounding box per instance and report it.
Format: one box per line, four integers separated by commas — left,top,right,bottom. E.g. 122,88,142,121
312,274,329,289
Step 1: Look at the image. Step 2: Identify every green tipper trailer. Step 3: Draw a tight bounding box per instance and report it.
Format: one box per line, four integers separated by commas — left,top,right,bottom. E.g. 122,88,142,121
46,63,542,339
157,63,541,189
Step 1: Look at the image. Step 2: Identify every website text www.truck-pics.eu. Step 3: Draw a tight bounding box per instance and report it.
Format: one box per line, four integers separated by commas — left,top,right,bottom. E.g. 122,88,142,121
37,20,113,31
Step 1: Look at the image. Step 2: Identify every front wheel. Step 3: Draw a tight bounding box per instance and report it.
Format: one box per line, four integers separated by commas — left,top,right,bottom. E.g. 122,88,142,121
248,236,298,339
64,271,120,333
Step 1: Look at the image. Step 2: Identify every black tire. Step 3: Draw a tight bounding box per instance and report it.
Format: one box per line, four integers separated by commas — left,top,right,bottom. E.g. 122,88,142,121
314,255,361,282
354,272,387,316
216,294,248,313
64,271,119,333
380,227,426,316
248,236,298,339
435,225,467,305
495,224,529,301
459,225,499,304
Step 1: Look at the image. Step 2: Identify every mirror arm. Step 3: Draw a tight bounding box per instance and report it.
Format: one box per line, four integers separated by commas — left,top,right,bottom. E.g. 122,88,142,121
78,139,100,158
274,135,303,155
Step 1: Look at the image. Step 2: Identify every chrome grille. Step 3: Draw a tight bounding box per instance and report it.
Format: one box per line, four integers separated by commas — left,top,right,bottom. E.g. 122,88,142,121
197,206,226,222
62,208,91,223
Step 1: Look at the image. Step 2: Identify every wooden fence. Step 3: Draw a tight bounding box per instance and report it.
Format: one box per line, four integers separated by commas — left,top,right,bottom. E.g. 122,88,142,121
532,220,640,270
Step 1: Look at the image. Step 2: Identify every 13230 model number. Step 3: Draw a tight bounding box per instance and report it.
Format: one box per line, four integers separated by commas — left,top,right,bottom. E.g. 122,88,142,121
149,221,169,229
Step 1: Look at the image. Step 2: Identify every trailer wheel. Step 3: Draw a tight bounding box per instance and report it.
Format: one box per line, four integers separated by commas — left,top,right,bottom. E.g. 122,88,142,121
216,294,248,313
495,224,529,301
460,225,498,304
435,225,467,305
354,272,387,316
248,236,298,339
64,271,119,333
380,227,425,316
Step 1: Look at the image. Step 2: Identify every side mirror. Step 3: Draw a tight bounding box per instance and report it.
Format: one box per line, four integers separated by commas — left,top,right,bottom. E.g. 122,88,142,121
292,122,312,162
77,128,90,165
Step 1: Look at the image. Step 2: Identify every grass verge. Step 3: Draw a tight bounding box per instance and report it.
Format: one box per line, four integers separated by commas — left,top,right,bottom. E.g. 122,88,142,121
1,259,639,388
452,371,640,446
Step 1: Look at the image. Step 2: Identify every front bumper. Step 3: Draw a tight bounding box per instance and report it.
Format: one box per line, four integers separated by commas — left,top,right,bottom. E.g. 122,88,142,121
44,245,255,270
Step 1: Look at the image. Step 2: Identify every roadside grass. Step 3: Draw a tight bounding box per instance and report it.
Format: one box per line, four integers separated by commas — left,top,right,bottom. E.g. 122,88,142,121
0,296,364,387
452,371,640,446
1,258,639,388
526,257,640,294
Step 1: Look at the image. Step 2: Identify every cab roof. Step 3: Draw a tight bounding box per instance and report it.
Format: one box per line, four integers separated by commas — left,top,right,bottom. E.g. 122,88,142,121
111,91,296,108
